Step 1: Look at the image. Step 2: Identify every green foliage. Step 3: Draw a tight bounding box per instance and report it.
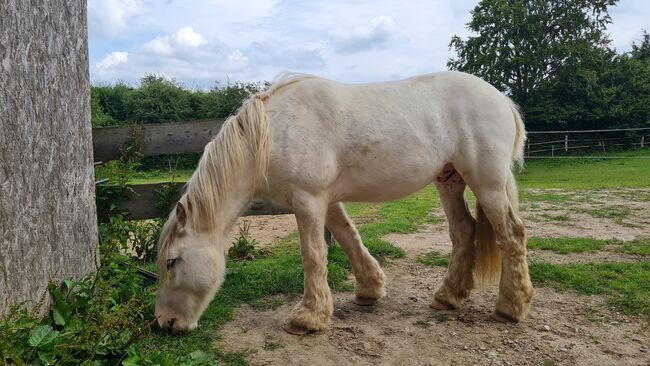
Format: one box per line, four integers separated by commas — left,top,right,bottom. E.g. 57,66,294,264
448,0,650,131
90,75,267,127
529,261,650,317
155,180,182,218
527,237,611,254
449,0,616,101
0,243,154,364
201,82,268,119
228,221,266,261
124,75,198,124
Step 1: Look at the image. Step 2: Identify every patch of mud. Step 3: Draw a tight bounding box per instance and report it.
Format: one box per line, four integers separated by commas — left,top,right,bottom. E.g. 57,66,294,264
217,258,649,366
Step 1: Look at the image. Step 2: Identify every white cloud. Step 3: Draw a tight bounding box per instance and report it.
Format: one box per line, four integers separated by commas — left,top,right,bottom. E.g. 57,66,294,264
248,39,325,69
228,50,248,62
144,27,207,56
97,51,129,69
88,0,145,38
330,16,397,53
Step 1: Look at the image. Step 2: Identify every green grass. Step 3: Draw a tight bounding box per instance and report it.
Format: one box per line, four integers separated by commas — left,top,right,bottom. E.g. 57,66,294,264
614,238,650,256
577,205,634,224
529,261,650,318
516,149,650,189
527,237,612,254
417,251,450,267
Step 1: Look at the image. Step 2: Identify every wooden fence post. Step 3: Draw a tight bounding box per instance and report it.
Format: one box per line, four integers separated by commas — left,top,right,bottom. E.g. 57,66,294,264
564,134,568,152
0,0,98,314
641,135,645,148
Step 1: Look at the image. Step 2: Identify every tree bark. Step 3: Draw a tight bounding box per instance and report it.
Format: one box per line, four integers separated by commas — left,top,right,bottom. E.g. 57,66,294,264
0,0,98,314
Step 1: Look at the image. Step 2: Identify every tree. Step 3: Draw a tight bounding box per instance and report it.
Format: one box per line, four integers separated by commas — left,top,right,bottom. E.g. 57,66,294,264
0,0,98,313
448,0,618,129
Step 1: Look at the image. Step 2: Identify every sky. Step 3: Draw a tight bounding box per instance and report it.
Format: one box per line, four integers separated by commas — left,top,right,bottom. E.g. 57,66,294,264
88,0,650,88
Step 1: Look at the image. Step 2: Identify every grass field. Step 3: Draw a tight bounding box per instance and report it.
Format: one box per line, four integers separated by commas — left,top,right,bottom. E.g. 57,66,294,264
515,150,650,189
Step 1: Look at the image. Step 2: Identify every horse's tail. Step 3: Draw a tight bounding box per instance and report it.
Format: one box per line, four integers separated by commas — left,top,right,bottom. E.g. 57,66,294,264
509,98,527,171
474,98,526,284
236,95,271,188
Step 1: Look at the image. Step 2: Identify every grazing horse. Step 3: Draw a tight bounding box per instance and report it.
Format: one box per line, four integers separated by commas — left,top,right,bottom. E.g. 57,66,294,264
154,71,533,334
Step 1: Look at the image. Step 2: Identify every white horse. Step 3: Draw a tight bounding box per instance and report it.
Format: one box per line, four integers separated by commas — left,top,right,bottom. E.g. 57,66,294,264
154,71,533,334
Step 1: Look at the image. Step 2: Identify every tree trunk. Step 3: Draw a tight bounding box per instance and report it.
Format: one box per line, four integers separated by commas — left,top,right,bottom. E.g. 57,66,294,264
0,0,98,314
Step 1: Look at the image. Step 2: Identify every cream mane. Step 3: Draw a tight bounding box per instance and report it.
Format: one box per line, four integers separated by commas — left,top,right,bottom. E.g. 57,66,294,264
157,73,317,273
184,73,317,229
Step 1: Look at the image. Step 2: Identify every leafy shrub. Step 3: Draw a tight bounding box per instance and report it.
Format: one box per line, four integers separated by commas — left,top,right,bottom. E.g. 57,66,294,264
228,221,265,261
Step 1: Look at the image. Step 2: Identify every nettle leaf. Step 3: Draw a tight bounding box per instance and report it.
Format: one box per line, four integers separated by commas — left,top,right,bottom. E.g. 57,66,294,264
28,325,59,347
52,307,66,326
38,351,54,365
63,278,75,289
49,284,73,328
188,350,209,361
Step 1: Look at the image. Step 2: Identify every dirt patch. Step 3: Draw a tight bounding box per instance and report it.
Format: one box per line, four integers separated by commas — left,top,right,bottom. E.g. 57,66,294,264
217,258,649,366
228,214,297,247
521,189,650,240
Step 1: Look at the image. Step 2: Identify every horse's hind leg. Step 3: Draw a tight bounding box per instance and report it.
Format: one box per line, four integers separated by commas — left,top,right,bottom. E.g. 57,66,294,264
326,202,385,305
473,179,533,322
286,192,333,334
431,163,477,310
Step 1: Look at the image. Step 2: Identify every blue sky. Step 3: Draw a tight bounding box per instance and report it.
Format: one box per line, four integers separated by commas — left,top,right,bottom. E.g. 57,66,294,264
88,0,649,88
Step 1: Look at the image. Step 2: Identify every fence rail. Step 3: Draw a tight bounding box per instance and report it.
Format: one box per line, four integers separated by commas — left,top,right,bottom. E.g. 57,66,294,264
93,119,224,162
92,119,295,222
109,183,292,221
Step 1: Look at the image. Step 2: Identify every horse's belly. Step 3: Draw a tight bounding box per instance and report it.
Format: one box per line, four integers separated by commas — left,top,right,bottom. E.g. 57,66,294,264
333,154,439,202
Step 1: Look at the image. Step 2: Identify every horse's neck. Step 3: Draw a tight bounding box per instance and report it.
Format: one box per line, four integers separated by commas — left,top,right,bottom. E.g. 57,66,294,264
209,164,256,240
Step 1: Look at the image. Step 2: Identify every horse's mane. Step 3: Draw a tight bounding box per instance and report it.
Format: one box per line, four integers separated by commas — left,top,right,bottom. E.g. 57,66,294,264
157,72,317,274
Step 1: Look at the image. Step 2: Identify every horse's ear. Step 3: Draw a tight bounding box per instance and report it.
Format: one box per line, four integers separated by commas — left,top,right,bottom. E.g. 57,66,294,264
176,202,187,227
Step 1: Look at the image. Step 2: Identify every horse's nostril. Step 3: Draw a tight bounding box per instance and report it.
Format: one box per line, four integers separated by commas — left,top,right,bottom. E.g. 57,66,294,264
167,317,176,334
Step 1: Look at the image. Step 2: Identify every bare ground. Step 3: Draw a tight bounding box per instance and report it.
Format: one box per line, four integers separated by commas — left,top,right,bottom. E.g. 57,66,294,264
216,189,650,365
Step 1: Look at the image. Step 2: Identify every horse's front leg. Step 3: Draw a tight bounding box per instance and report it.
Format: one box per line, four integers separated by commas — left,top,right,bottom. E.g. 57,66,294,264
286,193,333,335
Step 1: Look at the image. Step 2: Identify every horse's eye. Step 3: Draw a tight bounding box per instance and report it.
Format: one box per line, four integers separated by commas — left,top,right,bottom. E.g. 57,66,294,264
166,257,181,270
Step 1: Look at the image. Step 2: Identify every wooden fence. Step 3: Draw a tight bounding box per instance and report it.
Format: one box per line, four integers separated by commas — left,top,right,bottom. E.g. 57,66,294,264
526,127,649,156
93,119,290,221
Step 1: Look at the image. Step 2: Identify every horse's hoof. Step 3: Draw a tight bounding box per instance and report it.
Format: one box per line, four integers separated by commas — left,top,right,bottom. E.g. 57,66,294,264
430,299,453,310
490,310,519,323
352,296,378,306
284,324,312,335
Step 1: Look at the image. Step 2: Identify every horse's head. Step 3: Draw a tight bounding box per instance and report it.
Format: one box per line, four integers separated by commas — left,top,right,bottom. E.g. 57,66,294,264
154,200,226,333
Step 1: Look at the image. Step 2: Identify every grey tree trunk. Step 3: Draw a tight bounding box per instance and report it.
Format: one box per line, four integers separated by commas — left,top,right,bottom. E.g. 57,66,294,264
0,0,98,314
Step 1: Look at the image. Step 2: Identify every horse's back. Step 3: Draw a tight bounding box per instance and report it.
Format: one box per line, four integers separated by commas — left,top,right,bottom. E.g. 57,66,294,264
263,72,516,203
